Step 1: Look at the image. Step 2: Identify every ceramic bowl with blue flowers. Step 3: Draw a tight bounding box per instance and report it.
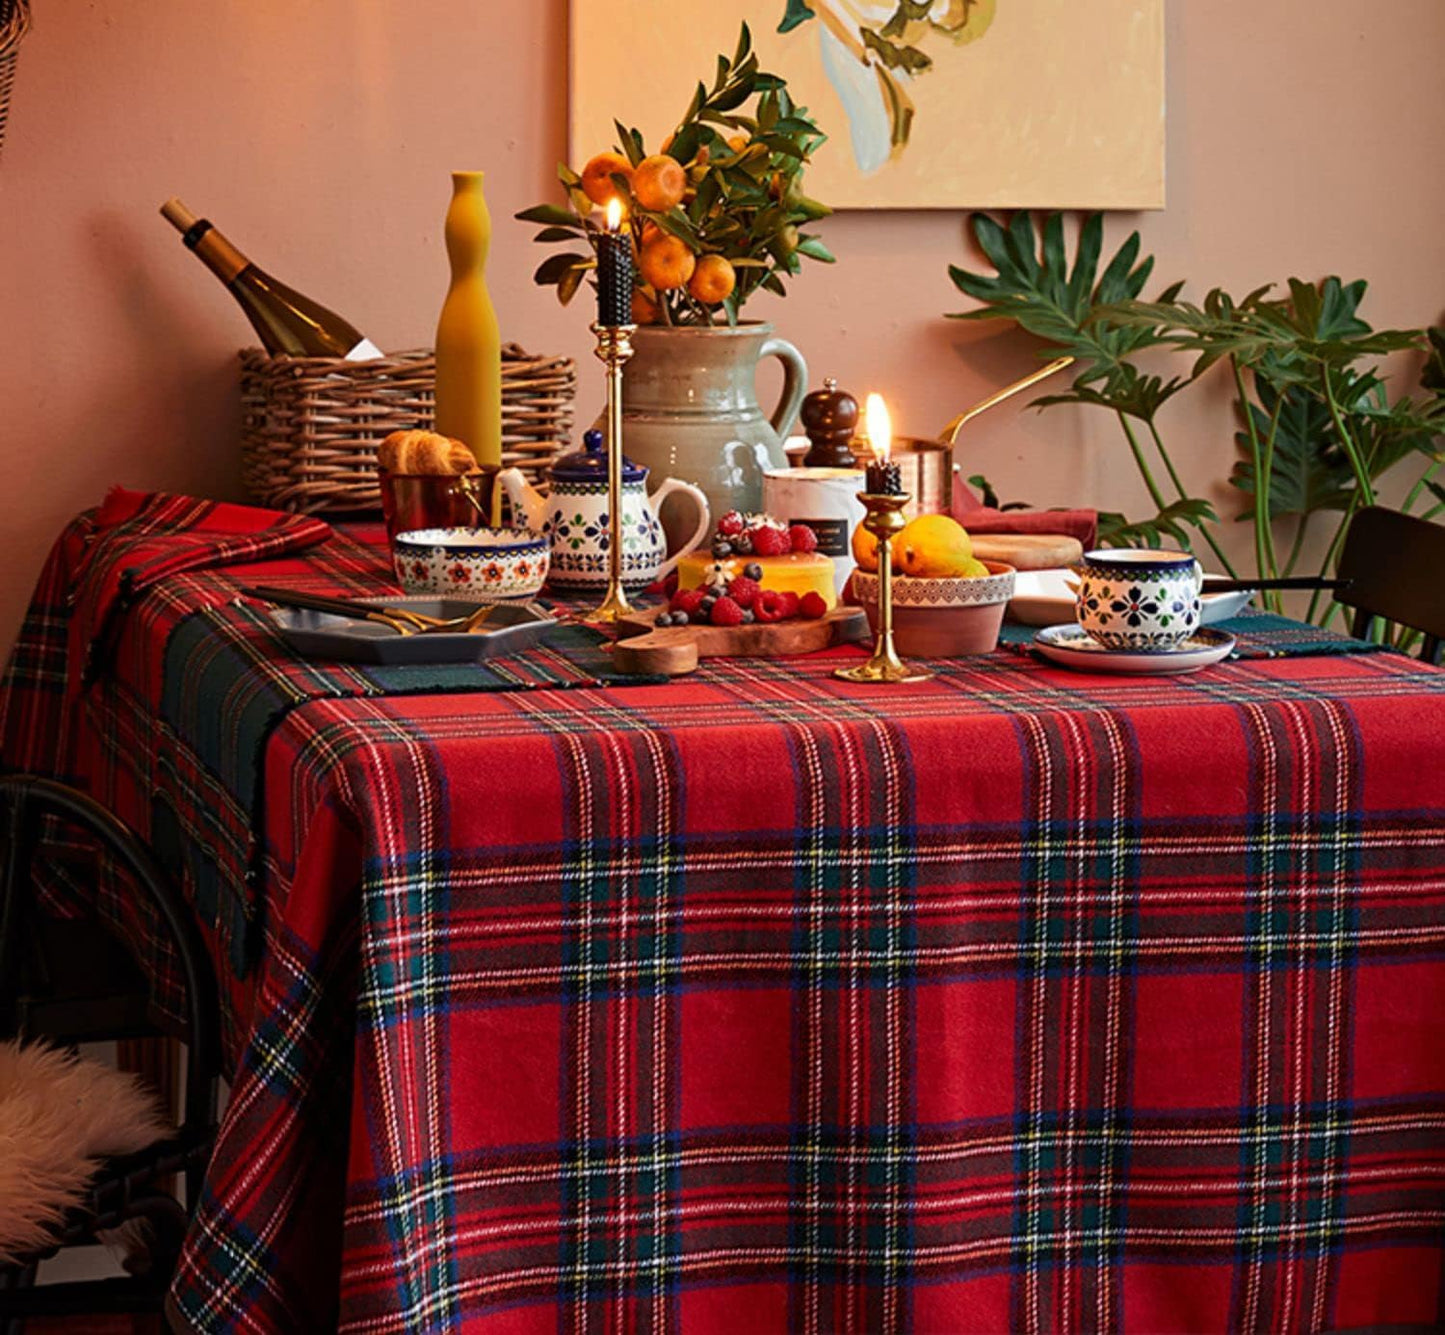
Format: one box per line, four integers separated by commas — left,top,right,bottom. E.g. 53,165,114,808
393,527,549,601
1072,549,1203,651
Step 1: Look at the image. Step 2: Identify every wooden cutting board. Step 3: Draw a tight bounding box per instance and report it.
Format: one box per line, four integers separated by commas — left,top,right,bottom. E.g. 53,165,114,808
968,532,1083,571
613,605,867,676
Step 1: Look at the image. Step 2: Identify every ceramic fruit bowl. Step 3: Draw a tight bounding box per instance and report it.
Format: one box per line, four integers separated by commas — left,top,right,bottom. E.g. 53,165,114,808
393,527,549,600
851,561,1016,657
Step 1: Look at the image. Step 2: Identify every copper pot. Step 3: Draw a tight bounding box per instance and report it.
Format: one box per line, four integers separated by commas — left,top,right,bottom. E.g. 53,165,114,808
378,468,506,543
850,437,954,518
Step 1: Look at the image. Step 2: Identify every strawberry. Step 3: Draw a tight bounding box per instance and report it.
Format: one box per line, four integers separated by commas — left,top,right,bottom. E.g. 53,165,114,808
799,591,828,620
750,525,788,557
717,511,745,537
788,524,818,553
753,589,787,623
709,595,743,627
726,575,761,608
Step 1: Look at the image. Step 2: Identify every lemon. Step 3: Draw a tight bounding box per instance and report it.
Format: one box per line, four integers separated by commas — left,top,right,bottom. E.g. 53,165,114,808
896,514,975,578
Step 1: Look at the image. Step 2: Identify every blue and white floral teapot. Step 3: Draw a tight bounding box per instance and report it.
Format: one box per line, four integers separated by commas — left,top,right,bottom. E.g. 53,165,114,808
499,430,710,590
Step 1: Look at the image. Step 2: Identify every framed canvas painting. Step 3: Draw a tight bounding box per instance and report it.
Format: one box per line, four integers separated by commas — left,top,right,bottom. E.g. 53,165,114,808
570,0,1165,210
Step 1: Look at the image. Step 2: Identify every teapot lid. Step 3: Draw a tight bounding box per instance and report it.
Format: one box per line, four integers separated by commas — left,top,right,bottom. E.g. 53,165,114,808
551,429,646,483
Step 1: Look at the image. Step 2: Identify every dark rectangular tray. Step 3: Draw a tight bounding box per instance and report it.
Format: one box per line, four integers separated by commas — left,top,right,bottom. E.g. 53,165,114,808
267,597,558,665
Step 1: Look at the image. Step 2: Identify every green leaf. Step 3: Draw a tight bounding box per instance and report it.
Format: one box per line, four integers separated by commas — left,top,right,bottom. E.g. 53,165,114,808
515,203,579,226
1230,381,1353,518
533,226,581,243
614,119,644,166
557,263,588,307
1096,498,1218,550
778,0,816,32
533,252,591,286
795,236,836,263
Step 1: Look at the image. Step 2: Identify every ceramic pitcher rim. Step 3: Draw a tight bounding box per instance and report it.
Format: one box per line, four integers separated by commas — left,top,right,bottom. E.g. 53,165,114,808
633,320,775,337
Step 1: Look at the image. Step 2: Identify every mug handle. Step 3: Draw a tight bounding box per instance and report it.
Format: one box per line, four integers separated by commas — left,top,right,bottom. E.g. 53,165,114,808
649,478,711,581
759,336,808,440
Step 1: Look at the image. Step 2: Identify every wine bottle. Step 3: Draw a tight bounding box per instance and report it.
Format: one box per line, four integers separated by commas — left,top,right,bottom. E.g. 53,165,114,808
160,198,382,361
434,171,503,467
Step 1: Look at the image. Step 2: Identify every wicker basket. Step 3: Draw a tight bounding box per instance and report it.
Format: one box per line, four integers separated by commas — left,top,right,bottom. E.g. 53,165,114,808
240,344,575,514
0,0,31,159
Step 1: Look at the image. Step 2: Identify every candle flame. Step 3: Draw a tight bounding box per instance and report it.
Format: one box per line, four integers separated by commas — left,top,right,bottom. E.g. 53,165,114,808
605,197,624,231
865,393,892,463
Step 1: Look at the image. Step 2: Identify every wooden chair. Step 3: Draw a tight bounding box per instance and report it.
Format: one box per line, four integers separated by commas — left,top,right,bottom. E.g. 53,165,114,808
0,776,221,1327
1336,506,1445,664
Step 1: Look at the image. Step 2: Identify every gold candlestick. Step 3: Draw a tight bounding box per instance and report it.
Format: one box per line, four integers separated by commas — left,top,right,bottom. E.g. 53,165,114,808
835,491,933,684
583,321,637,625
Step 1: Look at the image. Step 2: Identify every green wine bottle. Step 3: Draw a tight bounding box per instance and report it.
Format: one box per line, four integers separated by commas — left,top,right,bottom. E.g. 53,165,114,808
160,198,381,360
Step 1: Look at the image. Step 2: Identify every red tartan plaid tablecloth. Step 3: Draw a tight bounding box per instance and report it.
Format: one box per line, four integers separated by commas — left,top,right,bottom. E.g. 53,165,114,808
5,511,1445,1333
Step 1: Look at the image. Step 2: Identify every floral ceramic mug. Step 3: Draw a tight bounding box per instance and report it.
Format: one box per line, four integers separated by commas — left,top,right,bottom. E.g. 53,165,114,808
393,527,549,600
1072,549,1203,651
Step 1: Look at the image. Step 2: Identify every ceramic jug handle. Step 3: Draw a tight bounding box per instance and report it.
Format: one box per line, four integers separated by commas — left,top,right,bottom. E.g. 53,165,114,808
648,478,712,581
759,336,809,440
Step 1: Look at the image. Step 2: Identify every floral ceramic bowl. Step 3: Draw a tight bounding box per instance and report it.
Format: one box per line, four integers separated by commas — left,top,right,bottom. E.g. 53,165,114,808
393,527,549,600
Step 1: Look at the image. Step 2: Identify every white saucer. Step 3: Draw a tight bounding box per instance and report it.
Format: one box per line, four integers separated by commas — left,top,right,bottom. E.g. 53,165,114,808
1034,624,1236,675
1008,570,1253,628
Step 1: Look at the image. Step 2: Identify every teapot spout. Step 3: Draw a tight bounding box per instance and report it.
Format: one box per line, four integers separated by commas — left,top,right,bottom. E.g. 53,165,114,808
496,467,548,531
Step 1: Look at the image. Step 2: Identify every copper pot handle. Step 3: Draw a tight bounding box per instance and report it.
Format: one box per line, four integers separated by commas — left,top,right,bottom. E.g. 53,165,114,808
937,355,1075,447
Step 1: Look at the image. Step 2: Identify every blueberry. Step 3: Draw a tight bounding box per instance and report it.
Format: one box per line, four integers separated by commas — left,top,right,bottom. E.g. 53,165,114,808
700,596,717,614
711,540,733,558
672,610,689,626
743,562,763,581
656,612,673,627
734,534,753,555
741,608,755,624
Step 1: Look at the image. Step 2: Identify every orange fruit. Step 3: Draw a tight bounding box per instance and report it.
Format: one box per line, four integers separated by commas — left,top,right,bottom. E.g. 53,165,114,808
727,133,749,154
632,154,687,212
638,234,696,291
851,523,880,573
631,288,661,325
581,152,633,206
687,255,736,305
896,514,975,578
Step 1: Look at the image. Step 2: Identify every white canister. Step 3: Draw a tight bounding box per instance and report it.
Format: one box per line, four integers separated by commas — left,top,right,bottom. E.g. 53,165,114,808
763,467,866,596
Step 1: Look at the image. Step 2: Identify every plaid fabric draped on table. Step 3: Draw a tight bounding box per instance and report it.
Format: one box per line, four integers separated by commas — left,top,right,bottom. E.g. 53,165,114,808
4,498,1445,1333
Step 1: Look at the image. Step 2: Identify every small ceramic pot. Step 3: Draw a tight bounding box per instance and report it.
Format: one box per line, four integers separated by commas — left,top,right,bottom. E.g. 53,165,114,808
852,562,1016,657
1072,548,1203,650
393,527,549,600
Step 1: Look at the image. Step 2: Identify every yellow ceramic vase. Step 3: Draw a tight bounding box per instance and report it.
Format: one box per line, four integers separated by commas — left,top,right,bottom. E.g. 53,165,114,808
434,170,502,468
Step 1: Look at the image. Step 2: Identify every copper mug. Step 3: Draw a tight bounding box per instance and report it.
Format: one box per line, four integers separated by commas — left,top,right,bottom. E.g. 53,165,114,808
378,468,515,543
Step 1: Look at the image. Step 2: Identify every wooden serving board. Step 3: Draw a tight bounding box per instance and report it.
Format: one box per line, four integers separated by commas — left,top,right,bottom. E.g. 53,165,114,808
969,532,1084,572
612,605,867,676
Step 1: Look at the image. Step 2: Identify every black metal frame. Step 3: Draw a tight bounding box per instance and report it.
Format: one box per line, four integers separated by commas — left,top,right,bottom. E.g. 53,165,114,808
0,775,222,1324
1337,506,1445,664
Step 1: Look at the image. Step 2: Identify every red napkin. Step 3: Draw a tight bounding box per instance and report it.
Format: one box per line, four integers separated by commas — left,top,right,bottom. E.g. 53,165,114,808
73,488,332,685
952,473,1098,548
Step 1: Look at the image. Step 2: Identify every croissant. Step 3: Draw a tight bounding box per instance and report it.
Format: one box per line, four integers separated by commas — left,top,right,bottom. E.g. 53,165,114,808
377,429,476,476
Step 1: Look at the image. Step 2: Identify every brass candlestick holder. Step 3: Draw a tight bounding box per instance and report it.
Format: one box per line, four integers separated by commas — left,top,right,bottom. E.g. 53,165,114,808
583,321,637,625
835,491,933,684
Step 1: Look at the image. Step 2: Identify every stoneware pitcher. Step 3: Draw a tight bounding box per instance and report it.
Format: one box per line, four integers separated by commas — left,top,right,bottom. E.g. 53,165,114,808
499,430,710,590
606,322,807,550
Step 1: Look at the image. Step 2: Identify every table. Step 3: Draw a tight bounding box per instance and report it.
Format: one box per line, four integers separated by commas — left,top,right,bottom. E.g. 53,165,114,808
4,502,1445,1333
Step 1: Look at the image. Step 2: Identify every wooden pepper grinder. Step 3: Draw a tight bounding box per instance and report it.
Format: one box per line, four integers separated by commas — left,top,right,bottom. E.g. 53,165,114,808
800,378,859,469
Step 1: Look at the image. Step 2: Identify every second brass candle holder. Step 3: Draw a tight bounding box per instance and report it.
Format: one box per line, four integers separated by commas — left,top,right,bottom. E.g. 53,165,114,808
835,491,933,685
582,320,637,625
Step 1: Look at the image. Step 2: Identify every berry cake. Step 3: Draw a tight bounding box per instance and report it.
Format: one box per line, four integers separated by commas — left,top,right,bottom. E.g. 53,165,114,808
675,513,837,610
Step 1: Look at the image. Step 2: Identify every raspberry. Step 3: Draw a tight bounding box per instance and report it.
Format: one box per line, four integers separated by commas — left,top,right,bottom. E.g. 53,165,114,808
726,575,761,608
717,511,745,537
709,595,743,627
788,524,818,553
799,591,828,620
670,588,704,615
776,590,800,619
753,590,786,623
750,526,788,557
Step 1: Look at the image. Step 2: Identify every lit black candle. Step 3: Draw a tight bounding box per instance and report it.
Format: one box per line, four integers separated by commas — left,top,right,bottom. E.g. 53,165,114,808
863,393,903,494
596,198,633,328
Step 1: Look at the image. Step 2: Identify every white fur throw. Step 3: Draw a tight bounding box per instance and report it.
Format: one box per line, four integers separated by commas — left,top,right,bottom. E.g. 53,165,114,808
0,1041,169,1263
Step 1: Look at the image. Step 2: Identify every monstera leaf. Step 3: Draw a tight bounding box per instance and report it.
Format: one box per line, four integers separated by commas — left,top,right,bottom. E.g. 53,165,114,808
1230,381,1353,519
1096,499,1220,550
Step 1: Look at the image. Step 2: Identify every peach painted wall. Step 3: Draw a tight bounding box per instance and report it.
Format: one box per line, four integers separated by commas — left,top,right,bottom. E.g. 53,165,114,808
2,0,1443,650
